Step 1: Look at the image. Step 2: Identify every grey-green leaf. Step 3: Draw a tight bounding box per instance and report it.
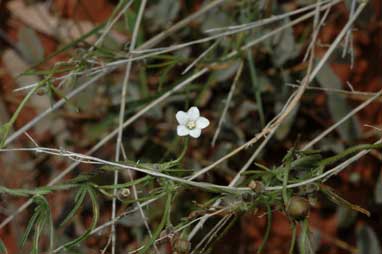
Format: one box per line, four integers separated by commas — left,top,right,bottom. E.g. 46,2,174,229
356,224,381,254
17,26,44,65
316,62,361,142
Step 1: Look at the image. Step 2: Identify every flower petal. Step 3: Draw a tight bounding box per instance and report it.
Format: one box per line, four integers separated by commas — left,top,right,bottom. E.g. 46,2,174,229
187,106,200,120
177,125,189,136
176,111,188,125
196,117,209,129
189,128,201,138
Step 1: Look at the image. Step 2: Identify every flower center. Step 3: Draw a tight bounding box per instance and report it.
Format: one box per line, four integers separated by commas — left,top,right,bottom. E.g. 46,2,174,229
186,120,196,130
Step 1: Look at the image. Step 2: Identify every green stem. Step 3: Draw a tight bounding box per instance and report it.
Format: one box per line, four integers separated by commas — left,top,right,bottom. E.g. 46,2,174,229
139,189,173,254
257,205,272,254
1,79,46,147
247,50,265,127
299,219,310,254
288,223,297,254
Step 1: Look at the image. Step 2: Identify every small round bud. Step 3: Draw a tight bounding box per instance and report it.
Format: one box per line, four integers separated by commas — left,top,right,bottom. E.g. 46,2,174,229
120,188,130,197
286,196,310,220
36,87,48,96
173,238,191,254
248,180,264,193
117,188,130,201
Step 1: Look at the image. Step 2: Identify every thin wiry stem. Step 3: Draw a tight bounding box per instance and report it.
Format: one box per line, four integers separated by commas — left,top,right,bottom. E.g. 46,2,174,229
84,0,338,75
133,0,332,55
211,61,244,146
342,0,357,59
303,89,382,150
135,0,226,50
287,83,380,98
93,0,134,48
192,215,232,254
182,39,219,75
303,0,331,62
119,144,156,252
4,71,108,146
111,1,148,253
0,147,249,193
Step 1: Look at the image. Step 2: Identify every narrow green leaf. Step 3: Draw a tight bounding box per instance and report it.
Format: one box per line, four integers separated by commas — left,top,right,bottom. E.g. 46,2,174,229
60,186,87,226
61,185,99,250
0,239,8,254
257,205,272,253
247,50,265,127
0,123,11,148
20,211,39,248
320,184,370,216
139,190,173,254
374,172,382,204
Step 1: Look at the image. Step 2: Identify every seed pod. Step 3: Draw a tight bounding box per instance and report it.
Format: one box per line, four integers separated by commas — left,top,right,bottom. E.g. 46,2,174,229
286,196,310,220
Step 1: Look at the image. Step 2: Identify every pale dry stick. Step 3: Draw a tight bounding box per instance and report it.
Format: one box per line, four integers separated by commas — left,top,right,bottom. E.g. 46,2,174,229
211,61,244,146
188,0,368,181
133,0,332,54
119,144,156,251
192,215,232,254
125,206,232,254
182,39,220,75
84,0,336,77
302,89,382,150
0,147,249,193
53,182,236,252
81,0,340,81
0,69,208,229
12,0,225,93
112,1,149,252
4,71,108,146
203,0,331,33
303,0,332,62
53,197,165,253
138,0,226,50
342,0,356,59
222,0,342,62
286,83,378,97
93,0,134,48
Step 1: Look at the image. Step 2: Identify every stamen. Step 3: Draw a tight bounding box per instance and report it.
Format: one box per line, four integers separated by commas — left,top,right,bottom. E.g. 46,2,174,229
186,120,196,130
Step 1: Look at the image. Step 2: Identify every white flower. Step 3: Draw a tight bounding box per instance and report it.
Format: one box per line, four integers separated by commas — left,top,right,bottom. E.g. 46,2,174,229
176,106,210,138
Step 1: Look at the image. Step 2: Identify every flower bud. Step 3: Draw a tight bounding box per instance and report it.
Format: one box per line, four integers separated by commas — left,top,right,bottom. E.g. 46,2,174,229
286,196,310,220
173,238,191,254
248,180,264,193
